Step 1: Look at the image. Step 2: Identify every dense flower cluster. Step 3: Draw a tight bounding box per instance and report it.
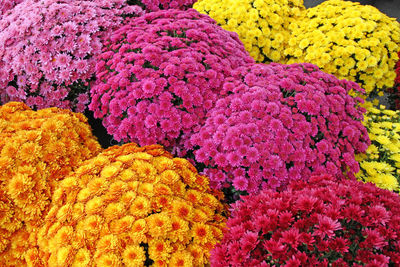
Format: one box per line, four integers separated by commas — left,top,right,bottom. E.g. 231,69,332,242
36,143,226,266
138,0,196,11
211,174,400,266
284,0,400,96
190,63,370,194
0,0,139,112
0,0,23,17
0,102,101,265
355,103,400,192
90,9,254,152
193,0,304,62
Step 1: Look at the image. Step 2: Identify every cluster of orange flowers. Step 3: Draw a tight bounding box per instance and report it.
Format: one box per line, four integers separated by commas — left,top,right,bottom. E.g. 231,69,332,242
35,143,226,266
0,102,101,265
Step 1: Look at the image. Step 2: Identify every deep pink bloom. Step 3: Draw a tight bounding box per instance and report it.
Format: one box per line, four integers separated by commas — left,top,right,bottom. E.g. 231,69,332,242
90,9,254,152
190,63,370,194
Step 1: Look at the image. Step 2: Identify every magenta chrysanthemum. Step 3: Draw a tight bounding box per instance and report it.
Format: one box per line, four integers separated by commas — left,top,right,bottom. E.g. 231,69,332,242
211,174,400,266
0,0,23,17
138,0,196,11
190,63,370,193
0,0,142,112
90,8,254,152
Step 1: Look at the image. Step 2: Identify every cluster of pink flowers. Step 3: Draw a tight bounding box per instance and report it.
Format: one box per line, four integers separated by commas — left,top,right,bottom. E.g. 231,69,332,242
0,0,23,17
90,9,254,152
211,174,400,266
138,0,196,11
0,0,141,112
190,63,370,193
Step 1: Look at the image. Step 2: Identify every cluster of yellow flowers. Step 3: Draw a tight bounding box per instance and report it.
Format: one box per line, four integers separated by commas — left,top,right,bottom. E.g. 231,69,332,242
284,0,400,96
35,143,226,266
195,0,400,97
193,0,304,62
0,102,101,265
355,102,400,192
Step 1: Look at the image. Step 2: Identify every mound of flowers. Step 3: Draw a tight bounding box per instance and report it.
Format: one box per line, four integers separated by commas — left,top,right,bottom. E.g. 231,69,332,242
284,0,400,97
135,0,196,11
35,143,226,266
0,102,101,265
193,0,305,62
190,63,370,196
211,174,400,266
90,9,254,153
0,0,142,112
355,103,400,192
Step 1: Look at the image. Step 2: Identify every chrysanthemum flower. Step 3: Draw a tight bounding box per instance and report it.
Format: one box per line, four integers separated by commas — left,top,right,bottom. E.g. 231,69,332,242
0,102,101,266
0,0,142,112
284,0,400,97
90,8,253,153
355,102,400,192
211,174,400,266
194,0,305,62
37,143,226,266
0,0,23,17
190,63,370,197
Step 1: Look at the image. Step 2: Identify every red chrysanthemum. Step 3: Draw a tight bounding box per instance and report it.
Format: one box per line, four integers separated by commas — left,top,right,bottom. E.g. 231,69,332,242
211,174,400,266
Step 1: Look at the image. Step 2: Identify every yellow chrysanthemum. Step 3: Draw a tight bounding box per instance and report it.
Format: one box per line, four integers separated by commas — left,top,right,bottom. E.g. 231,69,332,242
283,0,400,97
122,245,146,267
356,103,400,193
0,102,101,266
37,143,226,266
194,0,305,63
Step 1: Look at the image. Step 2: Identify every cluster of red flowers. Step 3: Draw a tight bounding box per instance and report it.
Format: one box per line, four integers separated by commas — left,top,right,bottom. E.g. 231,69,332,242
211,174,400,266
90,9,253,152
190,63,370,194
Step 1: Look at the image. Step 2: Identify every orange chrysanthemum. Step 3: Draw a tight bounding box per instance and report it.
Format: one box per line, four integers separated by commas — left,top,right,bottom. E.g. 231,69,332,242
37,143,226,266
0,102,101,265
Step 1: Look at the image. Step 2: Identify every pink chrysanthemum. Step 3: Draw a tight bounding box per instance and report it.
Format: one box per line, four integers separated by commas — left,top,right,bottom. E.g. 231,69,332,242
190,63,370,195
0,0,142,112
138,0,196,11
90,8,254,152
0,0,23,17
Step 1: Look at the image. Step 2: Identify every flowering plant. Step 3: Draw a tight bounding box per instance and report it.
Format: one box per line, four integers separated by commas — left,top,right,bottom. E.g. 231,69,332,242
355,102,400,192
284,0,400,96
135,0,196,11
90,9,254,153
36,143,226,266
0,0,140,112
0,102,101,265
190,63,370,196
211,174,400,266
193,0,304,62
0,0,23,17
